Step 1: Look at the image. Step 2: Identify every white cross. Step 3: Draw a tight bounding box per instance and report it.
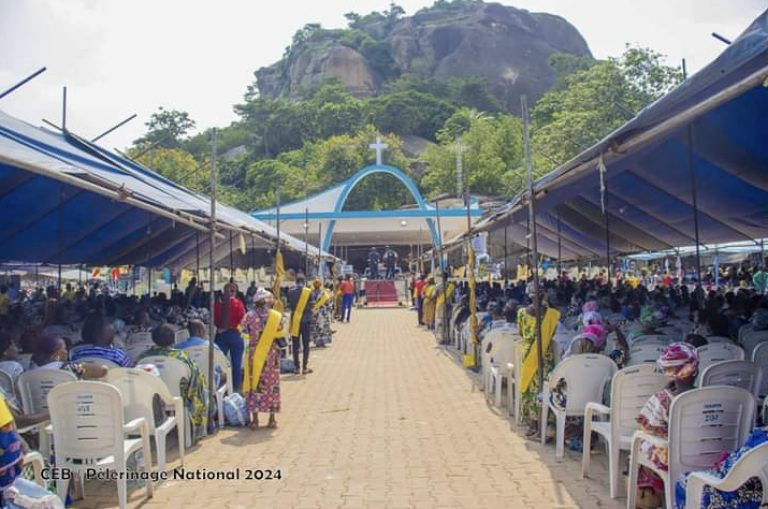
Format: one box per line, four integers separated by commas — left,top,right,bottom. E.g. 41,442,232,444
369,135,388,165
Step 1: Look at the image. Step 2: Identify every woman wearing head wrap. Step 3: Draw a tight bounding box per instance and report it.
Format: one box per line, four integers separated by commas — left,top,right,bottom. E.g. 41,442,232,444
548,321,627,451
634,343,699,506
310,279,332,348
241,289,283,429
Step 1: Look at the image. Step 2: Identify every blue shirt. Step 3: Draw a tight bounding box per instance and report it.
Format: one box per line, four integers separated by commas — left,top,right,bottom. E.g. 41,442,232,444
175,336,208,350
71,345,132,367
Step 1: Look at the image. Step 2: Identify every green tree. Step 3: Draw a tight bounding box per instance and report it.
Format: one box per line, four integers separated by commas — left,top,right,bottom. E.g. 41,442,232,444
132,147,205,191
367,90,456,140
421,110,524,197
134,107,196,149
531,45,682,170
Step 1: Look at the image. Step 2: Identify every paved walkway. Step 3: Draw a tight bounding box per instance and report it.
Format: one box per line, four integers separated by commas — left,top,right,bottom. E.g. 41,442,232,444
78,309,624,509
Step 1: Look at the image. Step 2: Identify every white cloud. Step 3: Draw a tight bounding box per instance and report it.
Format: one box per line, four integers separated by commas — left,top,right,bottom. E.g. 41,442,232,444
0,0,764,149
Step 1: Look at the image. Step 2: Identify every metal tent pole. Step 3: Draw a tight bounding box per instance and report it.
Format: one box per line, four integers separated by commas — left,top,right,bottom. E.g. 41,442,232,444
557,214,562,278
229,231,234,278
435,199,444,271
0,67,46,100
318,223,323,282
522,95,545,395
683,59,703,284
604,187,612,279
504,224,509,287
195,232,200,281
304,208,309,278
208,128,218,411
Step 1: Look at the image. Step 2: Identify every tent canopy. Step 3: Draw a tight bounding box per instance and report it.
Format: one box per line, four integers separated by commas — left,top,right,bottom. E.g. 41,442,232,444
477,9,768,261
0,110,332,268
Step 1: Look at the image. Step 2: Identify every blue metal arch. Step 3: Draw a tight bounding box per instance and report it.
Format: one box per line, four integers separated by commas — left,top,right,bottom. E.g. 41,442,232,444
321,164,440,253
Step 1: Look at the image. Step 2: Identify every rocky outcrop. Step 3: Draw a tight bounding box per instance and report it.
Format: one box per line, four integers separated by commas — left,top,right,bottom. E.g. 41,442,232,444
255,2,592,111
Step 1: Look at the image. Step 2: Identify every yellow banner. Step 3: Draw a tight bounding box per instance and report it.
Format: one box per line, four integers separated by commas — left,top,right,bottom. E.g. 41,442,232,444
313,289,331,311
468,244,478,346
519,307,561,393
272,250,285,312
289,287,312,337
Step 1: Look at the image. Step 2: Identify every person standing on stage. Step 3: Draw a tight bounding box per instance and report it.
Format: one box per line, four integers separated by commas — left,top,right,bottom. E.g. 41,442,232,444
368,247,381,280
384,246,398,279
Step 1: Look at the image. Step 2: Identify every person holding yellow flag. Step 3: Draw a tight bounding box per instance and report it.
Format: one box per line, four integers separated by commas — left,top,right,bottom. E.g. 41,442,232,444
287,277,316,375
242,289,284,429
516,288,561,438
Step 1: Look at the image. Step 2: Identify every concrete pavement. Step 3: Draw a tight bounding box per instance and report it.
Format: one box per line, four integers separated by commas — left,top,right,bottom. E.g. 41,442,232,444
75,308,623,509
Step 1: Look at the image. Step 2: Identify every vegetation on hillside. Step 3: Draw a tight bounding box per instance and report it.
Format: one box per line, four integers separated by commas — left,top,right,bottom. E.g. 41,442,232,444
129,5,682,214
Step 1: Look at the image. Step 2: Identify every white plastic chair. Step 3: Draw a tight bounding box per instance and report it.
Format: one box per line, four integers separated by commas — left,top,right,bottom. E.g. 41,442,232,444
582,364,668,498
22,451,46,487
483,330,519,408
741,329,768,359
174,328,190,344
551,332,573,365
0,370,15,401
738,323,755,343
752,342,768,401
669,320,695,335
17,368,77,457
184,346,232,428
125,333,156,362
506,340,524,423
15,354,32,371
75,357,121,369
698,360,763,399
697,343,745,372
0,360,24,381
627,343,668,366
47,381,154,509
563,316,580,331
684,440,768,508
626,386,756,509
104,368,185,472
704,336,734,344
17,369,77,414
657,326,683,338
540,354,617,457
138,355,194,448
630,334,671,346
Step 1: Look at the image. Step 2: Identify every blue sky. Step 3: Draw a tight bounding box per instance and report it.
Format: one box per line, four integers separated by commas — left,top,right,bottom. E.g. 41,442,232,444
0,0,764,149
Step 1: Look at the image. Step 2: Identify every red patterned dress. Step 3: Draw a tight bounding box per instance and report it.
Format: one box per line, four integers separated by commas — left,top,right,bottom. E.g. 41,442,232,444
242,309,281,413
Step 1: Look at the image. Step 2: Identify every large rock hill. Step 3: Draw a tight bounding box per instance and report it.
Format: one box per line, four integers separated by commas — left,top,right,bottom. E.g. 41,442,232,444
255,2,592,113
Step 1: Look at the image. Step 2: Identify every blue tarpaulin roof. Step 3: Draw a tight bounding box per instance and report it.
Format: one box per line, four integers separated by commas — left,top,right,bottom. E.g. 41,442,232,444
476,9,768,260
0,110,330,267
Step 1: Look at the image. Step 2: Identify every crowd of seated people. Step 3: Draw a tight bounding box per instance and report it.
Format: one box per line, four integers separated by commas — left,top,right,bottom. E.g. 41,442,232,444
428,268,768,508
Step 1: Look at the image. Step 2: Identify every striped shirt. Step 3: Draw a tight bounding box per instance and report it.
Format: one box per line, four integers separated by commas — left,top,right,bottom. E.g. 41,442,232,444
71,346,132,367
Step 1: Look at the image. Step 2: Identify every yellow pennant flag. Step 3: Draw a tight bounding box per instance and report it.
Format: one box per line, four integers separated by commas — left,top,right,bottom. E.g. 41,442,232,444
239,233,247,255
272,250,285,312
467,244,478,346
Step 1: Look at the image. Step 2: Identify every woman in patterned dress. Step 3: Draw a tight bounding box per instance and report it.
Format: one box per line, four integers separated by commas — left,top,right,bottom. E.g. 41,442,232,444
516,292,561,437
634,343,699,508
241,289,282,429
311,280,332,347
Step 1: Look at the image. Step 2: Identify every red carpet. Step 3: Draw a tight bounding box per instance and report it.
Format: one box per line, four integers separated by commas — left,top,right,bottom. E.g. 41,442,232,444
364,280,399,307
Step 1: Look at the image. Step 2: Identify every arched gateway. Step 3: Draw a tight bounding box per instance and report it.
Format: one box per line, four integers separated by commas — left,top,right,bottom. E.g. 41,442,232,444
250,143,482,257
